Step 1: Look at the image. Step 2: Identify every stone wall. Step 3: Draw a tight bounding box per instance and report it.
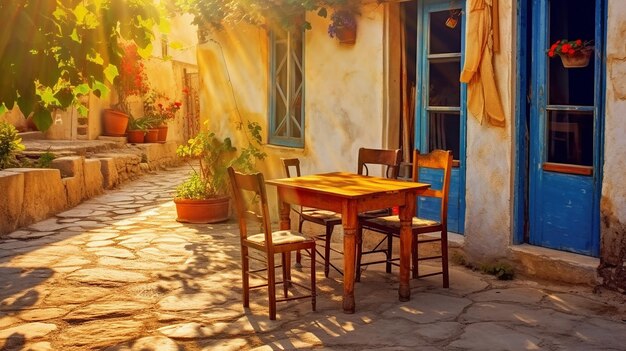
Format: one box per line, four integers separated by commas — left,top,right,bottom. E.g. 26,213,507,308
598,0,626,294
0,143,180,236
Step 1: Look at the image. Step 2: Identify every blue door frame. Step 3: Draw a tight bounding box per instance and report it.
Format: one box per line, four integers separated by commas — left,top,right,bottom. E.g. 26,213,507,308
514,0,605,256
415,0,466,234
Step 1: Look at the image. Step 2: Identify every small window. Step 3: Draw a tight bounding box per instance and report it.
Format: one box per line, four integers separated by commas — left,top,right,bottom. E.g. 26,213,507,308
269,25,304,148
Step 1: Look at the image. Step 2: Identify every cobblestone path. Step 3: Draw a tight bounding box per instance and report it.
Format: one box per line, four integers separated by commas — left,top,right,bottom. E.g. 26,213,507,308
0,166,625,350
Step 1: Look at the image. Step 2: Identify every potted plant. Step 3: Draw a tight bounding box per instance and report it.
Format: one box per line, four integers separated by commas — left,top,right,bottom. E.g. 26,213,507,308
548,39,594,68
174,121,266,223
328,9,358,44
126,116,149,144
143,90,183,143
103,43,150,136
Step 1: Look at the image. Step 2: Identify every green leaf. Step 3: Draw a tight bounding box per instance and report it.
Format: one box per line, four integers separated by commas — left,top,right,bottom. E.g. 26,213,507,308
74,84,90,96
92,80,110,98
318,7,328,18
39,88,59,106
73,3,89,24
55,89,73,107
32,108,53,132
103,64,118,84
137,43,153,59
169,41,184,50
70,28,81,42
0,104,7,116
77,105,89,117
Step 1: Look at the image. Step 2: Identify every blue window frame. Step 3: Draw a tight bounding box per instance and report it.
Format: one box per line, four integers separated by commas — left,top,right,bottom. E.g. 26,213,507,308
268,26,305,148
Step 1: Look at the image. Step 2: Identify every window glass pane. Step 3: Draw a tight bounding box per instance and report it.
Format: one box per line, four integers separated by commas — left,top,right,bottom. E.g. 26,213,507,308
429,111,460,160
428,59,461,106
547,110,593,166
548,0,595,106
429,10,462,54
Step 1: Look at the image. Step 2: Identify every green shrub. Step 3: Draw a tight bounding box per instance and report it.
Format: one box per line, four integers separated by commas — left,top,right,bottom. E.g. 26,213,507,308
0,121,25,169
176,173,210,200
480,261,515,280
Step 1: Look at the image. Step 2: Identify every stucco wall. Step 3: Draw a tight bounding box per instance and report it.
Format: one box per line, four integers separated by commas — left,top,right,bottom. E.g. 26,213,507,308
197,4,386,212
462,0,514,262
598,0,626,293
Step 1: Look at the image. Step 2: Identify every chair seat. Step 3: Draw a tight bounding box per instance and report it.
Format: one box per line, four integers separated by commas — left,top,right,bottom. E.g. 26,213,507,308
301,209,341,220
248,230,308,245
364,215,441,230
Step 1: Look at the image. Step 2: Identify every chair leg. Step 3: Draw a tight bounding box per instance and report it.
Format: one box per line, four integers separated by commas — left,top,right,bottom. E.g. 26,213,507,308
324,224,334,277
281,253,289,298
411,233,418,279
441,229,449,288
385,233,393,273
310,247,316,311
241,246,249,308
296,218,305,268
355,224,363,282
267,253,277,320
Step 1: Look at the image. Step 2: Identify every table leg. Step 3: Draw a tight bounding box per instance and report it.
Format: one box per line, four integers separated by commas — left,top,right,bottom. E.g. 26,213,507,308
341,201,357,313
278,198,291,231
398,192,416,302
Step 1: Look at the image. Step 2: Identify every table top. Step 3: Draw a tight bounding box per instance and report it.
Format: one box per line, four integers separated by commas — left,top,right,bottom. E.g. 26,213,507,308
266,172,429,199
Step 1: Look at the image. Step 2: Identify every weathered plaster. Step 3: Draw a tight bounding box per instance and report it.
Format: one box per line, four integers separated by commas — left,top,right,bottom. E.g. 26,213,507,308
462,0,514,262
598,0,626,292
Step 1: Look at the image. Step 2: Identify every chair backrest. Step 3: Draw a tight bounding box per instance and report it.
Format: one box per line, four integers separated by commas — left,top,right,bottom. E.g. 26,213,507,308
411,149,453,224
281,158,301,178
357,147,402,179
227,167,274,248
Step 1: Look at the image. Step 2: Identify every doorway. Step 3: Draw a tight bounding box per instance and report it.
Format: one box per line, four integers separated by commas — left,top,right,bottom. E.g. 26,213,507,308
519,0,604,256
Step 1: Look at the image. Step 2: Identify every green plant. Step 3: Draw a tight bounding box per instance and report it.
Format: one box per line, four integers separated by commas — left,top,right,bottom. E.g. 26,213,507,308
480,261,515,280
143,90,182,126
128,116,152,131
175,121,267,199
176,0,354,31
0,1,164,131
35,151,55,168
327,9,357,38
548,39,593,58
0,121,25,170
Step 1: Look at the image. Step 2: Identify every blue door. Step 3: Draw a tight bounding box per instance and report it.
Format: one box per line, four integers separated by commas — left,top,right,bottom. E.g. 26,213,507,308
415,0,466,234
528,0,604,256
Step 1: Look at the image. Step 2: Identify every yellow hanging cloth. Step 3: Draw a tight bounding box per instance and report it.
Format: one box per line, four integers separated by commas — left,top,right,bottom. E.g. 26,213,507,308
460,0,505,127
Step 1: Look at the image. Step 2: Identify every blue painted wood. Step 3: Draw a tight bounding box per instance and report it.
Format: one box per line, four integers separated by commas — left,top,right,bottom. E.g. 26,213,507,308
513,0,529,245
415,0,466,234
530,172,595,255
528,0,603,257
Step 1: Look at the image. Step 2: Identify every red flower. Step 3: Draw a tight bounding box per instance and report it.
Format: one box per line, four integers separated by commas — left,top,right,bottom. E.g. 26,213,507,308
174,101,182,107
568,49,575,55
560,44,571,53
575,39,582,46
548,50,555,57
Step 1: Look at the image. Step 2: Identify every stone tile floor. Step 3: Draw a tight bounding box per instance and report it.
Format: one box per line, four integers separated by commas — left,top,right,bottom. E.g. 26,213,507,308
0,166,625,351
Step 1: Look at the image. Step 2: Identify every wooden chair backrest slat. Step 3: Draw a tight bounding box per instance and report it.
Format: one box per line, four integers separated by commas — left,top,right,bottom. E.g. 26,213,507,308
281,158,302,178
357,148,402,179
228,167,274,249
411,149,453,225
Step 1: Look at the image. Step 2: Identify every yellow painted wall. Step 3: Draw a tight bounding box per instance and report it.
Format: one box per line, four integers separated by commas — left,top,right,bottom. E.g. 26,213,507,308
197,4,386,177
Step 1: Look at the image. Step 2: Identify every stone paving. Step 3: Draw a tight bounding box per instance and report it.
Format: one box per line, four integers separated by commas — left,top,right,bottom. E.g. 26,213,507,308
0,166,625,351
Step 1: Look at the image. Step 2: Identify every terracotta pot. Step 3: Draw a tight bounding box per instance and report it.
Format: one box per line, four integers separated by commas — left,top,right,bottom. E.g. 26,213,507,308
174,196,230,223
102,109,129,136
126,129,145,143
144,128,159,143
157,125,168,143
335,25,357,44
559,50,592,68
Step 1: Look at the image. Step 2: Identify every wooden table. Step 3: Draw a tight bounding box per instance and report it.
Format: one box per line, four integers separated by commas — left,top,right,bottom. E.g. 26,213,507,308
266,172,429,313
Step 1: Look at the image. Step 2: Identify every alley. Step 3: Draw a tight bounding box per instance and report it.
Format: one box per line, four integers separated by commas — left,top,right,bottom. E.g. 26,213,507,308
0,166,624,351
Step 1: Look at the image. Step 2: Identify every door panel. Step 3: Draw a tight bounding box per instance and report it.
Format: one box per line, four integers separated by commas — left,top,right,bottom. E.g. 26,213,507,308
416,0,466,234
528,0,602,256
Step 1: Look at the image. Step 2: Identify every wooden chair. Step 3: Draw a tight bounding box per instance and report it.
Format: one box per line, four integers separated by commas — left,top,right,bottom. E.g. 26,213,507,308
282,158,343,277
353,147,402,281
228,167,316,320
356,149,453,287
